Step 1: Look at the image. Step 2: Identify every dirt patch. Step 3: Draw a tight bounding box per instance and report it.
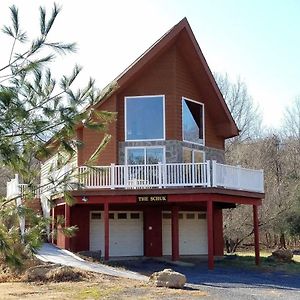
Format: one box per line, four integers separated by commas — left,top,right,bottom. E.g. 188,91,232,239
0,259,207,299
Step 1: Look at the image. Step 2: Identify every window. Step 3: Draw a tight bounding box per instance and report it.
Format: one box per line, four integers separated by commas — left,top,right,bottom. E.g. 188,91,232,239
183,148,204,163
126,147,165,165
130,213,140,219
162,213,171,219
125,95,165,141
186,213,195,219
182,97,204,145
91,213,101,219
118,213,127,219
198,213,206,219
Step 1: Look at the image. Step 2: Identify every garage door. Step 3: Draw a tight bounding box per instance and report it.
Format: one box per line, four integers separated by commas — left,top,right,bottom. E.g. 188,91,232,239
162,211,207,255
89,211,143,257
90,211,104,252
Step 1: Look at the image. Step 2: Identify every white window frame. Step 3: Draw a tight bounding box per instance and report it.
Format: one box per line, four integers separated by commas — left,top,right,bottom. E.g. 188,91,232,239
125,95,166,142
125,146,166,165
182,97,205,146
182,147,206,163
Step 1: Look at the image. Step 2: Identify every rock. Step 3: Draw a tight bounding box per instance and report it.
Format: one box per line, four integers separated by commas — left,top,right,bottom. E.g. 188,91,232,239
149,268,186,288
271,249,293,262
23,264,57,282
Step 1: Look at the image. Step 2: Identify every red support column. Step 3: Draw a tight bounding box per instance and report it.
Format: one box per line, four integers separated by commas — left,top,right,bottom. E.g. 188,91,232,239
104,202,109,260
65,204,70,250
253,204,260,265
171,206,179,261
51,207,55,244
207,200,214,270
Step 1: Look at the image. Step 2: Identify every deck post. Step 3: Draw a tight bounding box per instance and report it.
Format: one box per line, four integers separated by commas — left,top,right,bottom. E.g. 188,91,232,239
171,206,179,261
253,204,260,265
51,207,55,244
65,203,70,250
110,163,115,189
104,202,109,260
207,200,214,270
158,162,163,188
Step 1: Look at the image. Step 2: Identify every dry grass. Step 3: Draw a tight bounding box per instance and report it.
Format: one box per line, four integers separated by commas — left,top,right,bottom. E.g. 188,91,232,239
0,277,207,300
0,262,207,300
222,251,300,273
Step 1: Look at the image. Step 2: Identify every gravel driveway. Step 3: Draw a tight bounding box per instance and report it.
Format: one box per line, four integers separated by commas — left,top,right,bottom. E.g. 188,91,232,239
108,258,300,300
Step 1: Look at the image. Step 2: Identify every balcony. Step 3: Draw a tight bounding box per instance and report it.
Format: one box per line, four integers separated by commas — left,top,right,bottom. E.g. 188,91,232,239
6,174,39,201
6,161,264,201
77,161,264,193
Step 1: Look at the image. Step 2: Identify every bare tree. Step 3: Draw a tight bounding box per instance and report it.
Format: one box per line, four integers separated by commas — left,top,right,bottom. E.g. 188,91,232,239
214,73,262,143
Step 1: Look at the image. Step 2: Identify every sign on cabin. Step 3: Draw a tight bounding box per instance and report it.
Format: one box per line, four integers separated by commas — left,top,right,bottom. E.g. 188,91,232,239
137,195,168,203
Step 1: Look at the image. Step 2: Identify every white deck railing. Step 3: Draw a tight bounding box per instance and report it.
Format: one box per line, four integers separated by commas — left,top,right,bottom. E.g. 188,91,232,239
212,161,264,193
78,161,211,189
6,161,264,200
6,174,20,200
6,174,40,200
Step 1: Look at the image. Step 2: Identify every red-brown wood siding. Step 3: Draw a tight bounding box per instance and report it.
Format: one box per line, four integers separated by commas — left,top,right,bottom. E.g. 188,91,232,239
143,207,163,256
78,96,117,166
55,205,66,249
175,47,224,149
117,46,177,142
70,204,91,252
114,44,224,149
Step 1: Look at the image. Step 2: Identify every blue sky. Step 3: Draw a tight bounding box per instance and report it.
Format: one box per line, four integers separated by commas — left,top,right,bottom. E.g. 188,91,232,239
0,0,299,128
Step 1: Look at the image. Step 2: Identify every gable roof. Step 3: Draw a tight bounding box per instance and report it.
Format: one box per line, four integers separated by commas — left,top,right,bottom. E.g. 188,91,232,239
95,17,239,139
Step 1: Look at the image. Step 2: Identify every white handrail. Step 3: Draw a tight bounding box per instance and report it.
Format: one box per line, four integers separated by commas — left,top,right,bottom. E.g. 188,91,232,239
8,161,264,198
213,162,264,193
78,162,210,189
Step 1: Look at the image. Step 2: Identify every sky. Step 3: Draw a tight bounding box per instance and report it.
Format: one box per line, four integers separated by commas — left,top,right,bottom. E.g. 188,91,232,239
0,0,299,129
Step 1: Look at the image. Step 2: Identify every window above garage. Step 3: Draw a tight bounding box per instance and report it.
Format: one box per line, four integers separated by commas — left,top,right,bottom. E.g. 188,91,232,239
125,95,165,141
182,97,204,145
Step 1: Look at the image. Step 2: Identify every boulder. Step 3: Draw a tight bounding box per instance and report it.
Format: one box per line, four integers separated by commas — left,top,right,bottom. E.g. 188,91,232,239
271,249,293,262
149,268,186,288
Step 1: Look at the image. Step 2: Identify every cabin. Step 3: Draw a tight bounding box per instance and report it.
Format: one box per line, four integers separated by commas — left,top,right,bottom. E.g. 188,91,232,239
6,18,264,269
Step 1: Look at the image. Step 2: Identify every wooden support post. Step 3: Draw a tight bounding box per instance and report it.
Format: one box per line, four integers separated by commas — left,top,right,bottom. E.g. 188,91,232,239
253,204,260,265
207,200,214,270
171,206,179,261
65,204,70,250
51,207,55,244
104,202,109,260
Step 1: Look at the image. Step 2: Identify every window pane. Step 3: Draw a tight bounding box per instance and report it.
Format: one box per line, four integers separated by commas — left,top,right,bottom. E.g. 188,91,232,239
127,148,144,165
186,213,195,219
91,213,101,219
146,148,164,164
194,151,204,163
130,213,140,219
183,148,192,163
182,99,204,144
118,213,127,219
162,213,171,219
126,96,164,140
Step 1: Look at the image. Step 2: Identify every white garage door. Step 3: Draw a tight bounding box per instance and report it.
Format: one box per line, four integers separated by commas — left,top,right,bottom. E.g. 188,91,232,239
162,211,207,255
90,211,104,252
89,211,143,257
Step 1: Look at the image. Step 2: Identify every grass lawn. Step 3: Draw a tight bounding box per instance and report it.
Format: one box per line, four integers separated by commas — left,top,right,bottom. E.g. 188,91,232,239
220,251,300,273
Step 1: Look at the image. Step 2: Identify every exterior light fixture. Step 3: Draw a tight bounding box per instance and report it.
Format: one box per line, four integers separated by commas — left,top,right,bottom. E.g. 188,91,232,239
82,196,88,203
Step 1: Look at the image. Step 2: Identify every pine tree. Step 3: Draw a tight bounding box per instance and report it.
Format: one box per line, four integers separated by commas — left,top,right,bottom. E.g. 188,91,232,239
0,4,115,269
